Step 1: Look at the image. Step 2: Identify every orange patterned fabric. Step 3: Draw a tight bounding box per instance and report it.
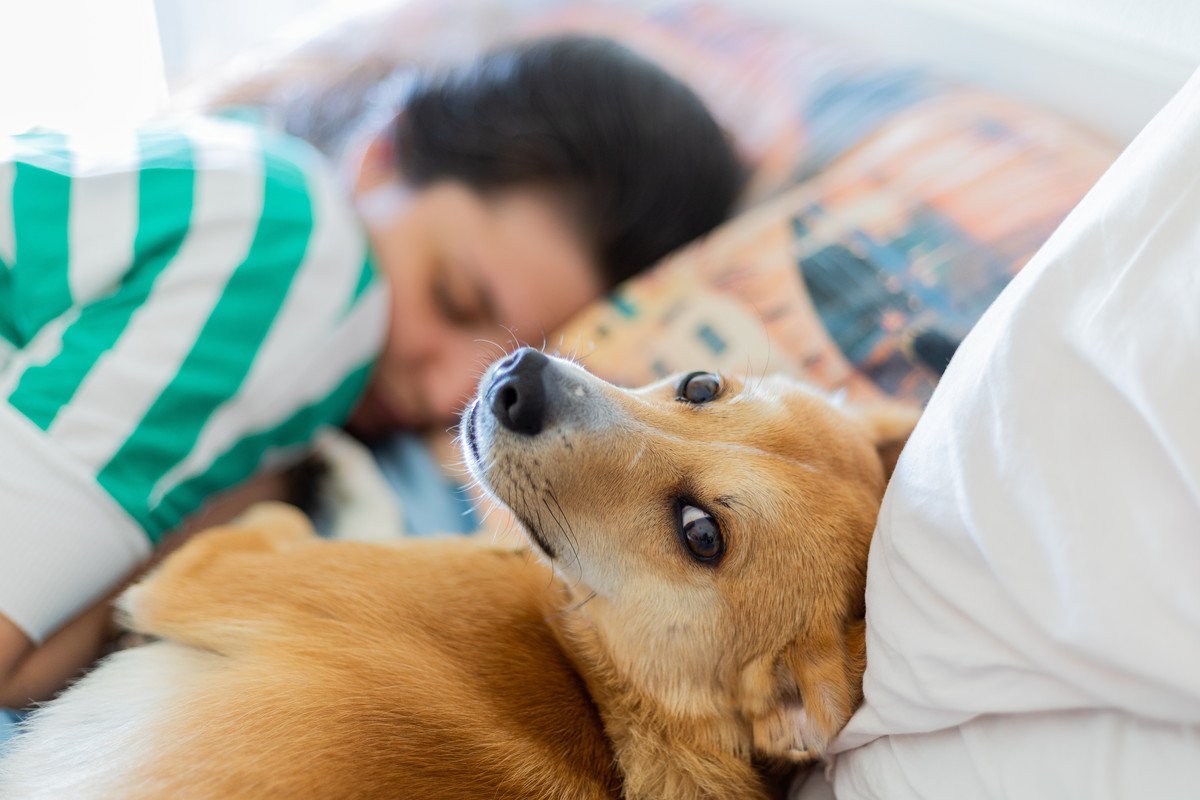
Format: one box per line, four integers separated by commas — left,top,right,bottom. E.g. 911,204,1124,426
535,5,1117,402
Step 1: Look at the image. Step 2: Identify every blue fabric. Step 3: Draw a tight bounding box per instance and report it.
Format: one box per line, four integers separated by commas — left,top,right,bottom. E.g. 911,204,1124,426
800,66,941,180
370,433,478,536
0,708,22,753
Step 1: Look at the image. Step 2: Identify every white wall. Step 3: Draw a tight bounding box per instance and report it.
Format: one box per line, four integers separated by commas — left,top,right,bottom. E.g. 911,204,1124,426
946,0,1200,63
154,0,328,85
153,0,404,87
5,0,1196,142
743,0,1200,143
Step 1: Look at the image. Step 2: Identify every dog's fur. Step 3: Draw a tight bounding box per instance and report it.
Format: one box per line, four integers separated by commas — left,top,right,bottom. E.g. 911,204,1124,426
0,356,915,799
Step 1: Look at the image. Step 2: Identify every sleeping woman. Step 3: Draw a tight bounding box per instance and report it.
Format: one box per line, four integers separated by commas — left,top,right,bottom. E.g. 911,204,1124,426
0,35,743,714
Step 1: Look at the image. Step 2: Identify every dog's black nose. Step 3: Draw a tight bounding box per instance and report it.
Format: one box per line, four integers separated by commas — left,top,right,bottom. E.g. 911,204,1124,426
490,348,548,436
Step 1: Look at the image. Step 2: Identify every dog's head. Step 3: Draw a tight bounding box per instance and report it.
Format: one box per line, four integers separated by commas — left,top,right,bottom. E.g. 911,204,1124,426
462,348,916,759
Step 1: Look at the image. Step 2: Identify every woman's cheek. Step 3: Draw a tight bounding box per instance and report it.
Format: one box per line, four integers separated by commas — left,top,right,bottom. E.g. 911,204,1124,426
426,338,496,425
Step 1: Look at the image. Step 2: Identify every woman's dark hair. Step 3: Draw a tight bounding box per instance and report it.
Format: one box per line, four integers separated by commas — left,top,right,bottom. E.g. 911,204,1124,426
393,35,744,288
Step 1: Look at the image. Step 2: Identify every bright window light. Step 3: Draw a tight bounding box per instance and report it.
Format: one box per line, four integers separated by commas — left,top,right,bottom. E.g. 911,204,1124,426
0,0,167,135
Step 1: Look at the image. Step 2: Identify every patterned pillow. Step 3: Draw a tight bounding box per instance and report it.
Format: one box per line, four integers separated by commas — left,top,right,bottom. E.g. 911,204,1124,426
551,84,1115,404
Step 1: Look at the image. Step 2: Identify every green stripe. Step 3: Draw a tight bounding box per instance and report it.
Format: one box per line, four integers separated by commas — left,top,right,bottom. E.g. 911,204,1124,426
0,269,17,347
345,248,378,315
9,132,72,342
97,138,315,536
7,132,194,431
148,361,373,539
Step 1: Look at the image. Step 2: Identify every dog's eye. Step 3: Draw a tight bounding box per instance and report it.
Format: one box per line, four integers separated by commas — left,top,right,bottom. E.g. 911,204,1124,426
676,372,722,404
680,504,723,562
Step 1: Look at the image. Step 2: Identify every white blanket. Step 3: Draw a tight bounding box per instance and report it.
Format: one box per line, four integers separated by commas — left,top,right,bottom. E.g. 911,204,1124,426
803,65,1200,799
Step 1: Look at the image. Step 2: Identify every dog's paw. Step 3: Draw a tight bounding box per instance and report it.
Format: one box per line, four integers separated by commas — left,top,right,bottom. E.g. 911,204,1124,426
112,582,145,633
313,427,407,541
113,580,170,640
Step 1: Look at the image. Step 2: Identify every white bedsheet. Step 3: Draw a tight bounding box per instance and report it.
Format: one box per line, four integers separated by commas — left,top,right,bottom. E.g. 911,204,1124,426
800,65,1200,799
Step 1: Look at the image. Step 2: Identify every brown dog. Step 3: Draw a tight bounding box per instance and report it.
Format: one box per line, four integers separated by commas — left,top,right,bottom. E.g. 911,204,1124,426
0,349,915,799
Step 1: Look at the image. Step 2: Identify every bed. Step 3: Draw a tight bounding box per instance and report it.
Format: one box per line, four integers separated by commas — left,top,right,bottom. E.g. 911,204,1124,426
177,3,1200,797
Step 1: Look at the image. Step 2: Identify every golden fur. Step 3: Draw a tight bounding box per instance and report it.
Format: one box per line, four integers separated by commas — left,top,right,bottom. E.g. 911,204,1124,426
115,511,619,799
4,362,915,799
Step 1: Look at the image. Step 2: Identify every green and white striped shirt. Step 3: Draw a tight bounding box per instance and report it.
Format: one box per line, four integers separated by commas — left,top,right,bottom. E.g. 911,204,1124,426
0,118,388,641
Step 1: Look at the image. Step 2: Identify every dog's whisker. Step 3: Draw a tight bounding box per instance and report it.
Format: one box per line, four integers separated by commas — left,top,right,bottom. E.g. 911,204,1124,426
546,488,582,564
565,590,597,616
473,337,509,359
498,324,522,353
541,492,581,579
476,499,505,527
526,505,563,593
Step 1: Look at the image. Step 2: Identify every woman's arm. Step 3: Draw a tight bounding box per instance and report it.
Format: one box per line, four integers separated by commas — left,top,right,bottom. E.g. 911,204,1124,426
0,599,116,709
0,614,33,708
0,122,384,705
0,469,297,709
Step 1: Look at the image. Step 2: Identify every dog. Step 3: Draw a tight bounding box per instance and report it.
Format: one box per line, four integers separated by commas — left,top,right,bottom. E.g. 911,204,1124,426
0,348,916,799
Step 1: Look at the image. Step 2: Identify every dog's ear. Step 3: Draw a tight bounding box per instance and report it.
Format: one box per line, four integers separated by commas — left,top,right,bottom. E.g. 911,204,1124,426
853,402,921,479
744,620,867,762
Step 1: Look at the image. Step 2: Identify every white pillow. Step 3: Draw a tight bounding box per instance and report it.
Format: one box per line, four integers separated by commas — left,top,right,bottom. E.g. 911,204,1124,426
809,65,1200,799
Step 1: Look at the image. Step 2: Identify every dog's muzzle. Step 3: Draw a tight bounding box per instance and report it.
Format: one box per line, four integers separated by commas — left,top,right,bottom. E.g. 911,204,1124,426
464,348,623,560
466,347,616,476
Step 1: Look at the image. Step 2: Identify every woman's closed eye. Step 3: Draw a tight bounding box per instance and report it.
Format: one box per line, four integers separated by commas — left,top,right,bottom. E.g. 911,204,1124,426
432,266,495,327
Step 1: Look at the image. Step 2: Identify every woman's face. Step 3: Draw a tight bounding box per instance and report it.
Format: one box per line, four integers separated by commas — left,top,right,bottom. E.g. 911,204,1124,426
350,179,603,433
